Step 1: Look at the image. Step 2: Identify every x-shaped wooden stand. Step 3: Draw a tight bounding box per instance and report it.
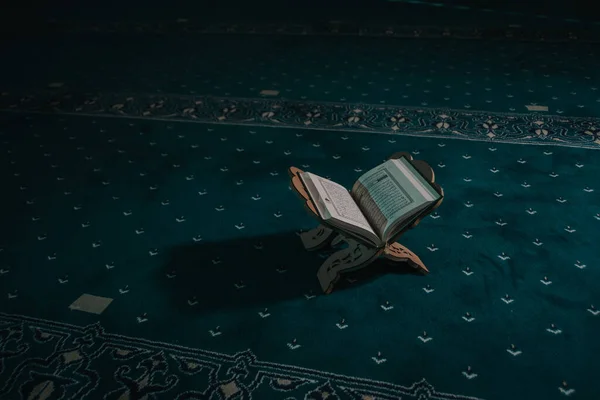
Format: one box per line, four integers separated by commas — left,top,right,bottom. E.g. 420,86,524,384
290,152,443,294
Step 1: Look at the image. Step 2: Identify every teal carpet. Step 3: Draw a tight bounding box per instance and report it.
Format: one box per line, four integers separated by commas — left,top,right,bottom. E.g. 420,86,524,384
1,26,600,400
3,35,600,118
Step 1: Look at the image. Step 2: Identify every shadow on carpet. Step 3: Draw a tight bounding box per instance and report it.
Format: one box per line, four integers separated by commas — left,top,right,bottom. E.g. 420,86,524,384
162,231,423,314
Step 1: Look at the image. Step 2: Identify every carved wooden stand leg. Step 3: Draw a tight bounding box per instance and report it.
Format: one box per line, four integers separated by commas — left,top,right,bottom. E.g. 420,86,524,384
300,226,430,294
383,243,429,273
316,238,381,294
299,225,337,251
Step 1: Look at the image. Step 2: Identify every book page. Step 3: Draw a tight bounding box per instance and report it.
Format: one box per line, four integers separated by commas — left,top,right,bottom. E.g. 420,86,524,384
352,158,438,239
301,172,377,238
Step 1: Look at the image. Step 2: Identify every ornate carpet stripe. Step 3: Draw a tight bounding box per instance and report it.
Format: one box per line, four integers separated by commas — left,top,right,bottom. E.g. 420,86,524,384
2,91,600,149
0,313,483,400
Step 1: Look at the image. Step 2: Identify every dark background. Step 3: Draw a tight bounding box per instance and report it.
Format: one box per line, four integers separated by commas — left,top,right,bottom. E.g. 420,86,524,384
1,0,596,32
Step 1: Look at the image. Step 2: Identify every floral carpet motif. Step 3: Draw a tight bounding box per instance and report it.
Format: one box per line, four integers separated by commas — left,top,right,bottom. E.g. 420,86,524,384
45,21,600,43
0,313,484,400
2,91,600,149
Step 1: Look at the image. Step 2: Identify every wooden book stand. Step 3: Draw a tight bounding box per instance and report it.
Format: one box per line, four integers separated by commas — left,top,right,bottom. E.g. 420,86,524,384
289,152,444,294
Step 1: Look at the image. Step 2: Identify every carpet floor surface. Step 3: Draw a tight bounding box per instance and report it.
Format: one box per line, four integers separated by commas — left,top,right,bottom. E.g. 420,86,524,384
0,108,599,399
1,20,599,400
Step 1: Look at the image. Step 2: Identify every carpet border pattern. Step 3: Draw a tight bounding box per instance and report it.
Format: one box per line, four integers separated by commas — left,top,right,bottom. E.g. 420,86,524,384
38,20,600,44
0,313,483,400
2,91,600,149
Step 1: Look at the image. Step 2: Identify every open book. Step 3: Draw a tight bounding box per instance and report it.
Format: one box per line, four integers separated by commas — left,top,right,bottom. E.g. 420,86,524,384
299,156,442,248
